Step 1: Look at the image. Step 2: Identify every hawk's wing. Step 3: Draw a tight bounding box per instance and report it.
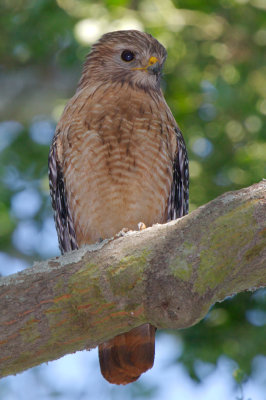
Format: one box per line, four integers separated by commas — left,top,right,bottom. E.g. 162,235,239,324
48,134,78,254
167,126,189,220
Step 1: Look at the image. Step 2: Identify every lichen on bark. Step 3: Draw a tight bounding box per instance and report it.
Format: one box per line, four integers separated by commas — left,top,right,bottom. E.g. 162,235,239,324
0,181,265,378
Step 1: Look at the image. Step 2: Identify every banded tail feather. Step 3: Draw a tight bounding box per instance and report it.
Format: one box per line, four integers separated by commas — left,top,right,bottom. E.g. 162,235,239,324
99,324,156,385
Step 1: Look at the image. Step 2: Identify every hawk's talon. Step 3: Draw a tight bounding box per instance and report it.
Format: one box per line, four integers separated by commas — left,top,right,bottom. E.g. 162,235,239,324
138,222,147,231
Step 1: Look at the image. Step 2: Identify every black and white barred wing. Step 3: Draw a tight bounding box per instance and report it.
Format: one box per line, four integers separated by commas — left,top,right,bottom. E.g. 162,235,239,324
48,135,78,254
167,126,189,220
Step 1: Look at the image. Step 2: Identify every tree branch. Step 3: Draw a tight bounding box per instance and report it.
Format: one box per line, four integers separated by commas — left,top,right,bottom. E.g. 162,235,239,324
0,181,265,378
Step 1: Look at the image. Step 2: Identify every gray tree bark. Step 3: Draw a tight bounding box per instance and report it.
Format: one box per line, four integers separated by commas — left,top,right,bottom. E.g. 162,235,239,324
0,180,265,378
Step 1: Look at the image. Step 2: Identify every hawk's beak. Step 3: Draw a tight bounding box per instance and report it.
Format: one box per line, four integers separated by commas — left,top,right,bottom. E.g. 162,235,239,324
132,56,161,75
147,60,161,75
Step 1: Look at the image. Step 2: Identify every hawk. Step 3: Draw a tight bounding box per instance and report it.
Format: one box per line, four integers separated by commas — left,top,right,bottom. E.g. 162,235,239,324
49,30,189,385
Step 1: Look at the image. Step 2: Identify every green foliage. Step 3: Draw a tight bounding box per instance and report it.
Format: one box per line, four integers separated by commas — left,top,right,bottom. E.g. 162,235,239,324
179,291,266,380
234,367,247,385
0,0,265,394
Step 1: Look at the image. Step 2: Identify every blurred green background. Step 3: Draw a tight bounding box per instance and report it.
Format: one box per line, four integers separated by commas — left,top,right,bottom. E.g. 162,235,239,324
0,0,265,399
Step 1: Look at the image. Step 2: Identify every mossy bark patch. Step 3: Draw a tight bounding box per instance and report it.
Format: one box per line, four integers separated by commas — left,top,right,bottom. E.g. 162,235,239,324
0,181,265,378
194,200,259,295
108,250,150,296
169,242,194,281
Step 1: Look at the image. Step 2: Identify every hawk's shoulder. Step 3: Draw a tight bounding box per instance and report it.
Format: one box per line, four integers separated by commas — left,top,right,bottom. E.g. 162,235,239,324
167,126,189,220
48,131,78,253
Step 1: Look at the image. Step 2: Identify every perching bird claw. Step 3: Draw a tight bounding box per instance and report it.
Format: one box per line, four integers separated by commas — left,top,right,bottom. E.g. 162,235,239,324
138,222,147,231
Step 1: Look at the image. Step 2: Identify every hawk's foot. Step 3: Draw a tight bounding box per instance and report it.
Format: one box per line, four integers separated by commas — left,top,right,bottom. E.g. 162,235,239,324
138,222,147,231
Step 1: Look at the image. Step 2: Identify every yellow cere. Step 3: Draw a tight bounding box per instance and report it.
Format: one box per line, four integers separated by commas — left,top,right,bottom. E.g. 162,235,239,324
132,56,159,71
148,56,158,65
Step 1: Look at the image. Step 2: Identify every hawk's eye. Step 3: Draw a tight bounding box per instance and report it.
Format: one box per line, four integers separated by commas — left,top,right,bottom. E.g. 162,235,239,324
121,50,135,62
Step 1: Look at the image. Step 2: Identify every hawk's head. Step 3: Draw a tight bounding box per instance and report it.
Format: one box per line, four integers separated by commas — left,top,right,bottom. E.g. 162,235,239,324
78,30,167,92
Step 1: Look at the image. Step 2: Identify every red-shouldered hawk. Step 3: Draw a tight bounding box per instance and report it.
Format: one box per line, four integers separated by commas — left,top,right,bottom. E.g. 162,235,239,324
49,30,189,385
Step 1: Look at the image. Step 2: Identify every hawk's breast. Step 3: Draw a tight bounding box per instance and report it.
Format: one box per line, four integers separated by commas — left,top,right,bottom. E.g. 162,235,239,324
61,85,176,245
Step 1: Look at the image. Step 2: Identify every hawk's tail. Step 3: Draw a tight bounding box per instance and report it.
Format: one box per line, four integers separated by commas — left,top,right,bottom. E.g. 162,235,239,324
98,323,156,385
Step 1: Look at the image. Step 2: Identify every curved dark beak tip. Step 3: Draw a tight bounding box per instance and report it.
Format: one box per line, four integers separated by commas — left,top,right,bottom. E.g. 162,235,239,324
147,62,161,75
